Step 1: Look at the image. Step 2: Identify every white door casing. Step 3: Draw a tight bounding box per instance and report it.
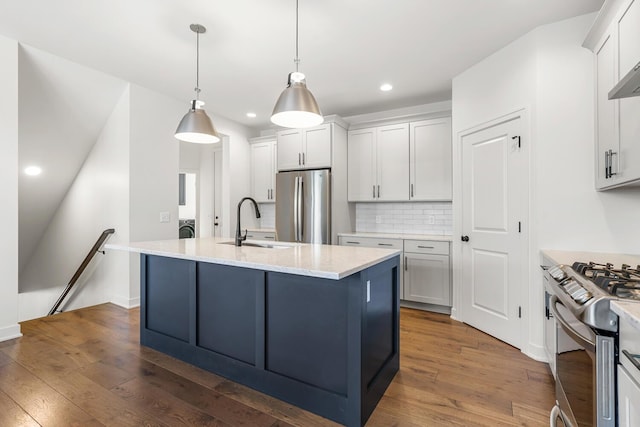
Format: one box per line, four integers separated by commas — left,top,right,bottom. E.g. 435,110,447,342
460,114,525,348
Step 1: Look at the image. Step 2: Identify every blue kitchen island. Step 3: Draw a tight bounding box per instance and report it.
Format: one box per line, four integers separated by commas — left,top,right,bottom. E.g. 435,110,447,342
107,237,400,427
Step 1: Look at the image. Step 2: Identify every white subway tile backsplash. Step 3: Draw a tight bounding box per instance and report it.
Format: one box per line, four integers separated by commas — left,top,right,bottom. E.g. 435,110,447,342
258,204,276,229
356,202,453,235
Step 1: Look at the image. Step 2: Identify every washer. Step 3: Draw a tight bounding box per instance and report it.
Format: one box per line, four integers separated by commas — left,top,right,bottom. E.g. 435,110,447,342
179,219,195,239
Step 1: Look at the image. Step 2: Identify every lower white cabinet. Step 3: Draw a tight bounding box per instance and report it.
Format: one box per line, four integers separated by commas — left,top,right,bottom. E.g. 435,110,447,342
245,230,276,240
403,240,450,306
338,235,452,309
618,365,640,426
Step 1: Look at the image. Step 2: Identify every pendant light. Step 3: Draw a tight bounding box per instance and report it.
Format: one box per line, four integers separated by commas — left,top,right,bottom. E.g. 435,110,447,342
271,0,323,129
175,24,221,144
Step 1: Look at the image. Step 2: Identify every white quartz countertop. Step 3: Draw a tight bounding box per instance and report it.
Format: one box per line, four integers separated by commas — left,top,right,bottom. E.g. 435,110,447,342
612,301,640,332
540,249,640,267
338,232,452,242
106,237,400,280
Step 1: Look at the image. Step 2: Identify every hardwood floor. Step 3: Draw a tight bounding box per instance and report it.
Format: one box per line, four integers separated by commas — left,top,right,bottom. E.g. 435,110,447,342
0,304,555,426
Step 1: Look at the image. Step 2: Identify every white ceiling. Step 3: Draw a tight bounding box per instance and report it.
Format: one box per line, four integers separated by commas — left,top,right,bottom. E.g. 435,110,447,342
6,0,604,272
0,0,603,131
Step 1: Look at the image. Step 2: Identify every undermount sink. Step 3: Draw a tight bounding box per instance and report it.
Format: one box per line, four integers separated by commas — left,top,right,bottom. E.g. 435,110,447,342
217,240,293,249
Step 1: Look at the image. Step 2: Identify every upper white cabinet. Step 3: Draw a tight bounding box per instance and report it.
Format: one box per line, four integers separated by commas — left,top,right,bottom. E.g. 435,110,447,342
276,124,332,171
249,137,276,203
348,117,452,202
347,124,409,201
410,118,452,200
587,0,640,190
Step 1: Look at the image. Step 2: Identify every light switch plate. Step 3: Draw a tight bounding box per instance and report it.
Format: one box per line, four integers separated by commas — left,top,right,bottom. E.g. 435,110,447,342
160,211,171,223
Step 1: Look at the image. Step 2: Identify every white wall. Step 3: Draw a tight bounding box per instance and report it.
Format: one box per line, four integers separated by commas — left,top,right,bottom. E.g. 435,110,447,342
452,13,640,360
19,86,131,320
0,35,21,340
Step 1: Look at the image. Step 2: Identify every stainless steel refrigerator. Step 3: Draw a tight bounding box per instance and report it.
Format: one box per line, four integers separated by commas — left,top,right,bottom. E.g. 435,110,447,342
275,169,331,243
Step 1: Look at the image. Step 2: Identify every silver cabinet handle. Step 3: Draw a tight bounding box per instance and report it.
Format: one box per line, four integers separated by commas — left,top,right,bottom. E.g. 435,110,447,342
605,150,610,179
377,185,380,198
345,241,360,244
298,152,301,165
417,245,434,249
377,243,392,247
404,256,407,271
302,152,305,165
410,183,414,198
623,350,640,372
608,149,617,178
372,185,375,198
264,236,275,240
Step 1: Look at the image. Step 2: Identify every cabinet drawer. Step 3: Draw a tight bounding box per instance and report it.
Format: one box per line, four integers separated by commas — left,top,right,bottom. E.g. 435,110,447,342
620,319,640,385
338,236,403,250
404,240,449,255
246,231,276,240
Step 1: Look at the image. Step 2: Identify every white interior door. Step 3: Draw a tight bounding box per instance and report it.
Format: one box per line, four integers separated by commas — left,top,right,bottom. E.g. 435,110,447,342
460,116,523,348
213,150,222,238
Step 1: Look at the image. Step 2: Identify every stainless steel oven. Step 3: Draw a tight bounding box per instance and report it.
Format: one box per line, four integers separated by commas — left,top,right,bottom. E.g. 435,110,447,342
550,295,616,427
542,262,627,427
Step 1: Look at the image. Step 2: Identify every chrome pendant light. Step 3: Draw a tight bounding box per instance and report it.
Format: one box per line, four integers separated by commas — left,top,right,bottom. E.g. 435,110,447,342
271,0,323,129
175,24,221,144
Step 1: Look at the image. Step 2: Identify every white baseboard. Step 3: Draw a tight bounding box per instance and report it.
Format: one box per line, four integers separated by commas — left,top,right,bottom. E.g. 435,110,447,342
0,324,22,342
524,342,548,363
111,295,140,309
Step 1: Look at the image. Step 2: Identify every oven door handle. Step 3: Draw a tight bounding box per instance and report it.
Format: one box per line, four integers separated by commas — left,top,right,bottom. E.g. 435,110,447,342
549,296,596,352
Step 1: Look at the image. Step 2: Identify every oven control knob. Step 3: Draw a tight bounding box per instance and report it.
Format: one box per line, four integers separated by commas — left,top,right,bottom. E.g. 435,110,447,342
549,265,567,281
574,290,592,304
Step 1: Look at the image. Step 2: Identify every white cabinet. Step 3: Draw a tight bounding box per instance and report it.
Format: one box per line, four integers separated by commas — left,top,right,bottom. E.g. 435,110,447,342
276,124,332,171
618,314,640,427
338,234,452,309
347,124,409,201
250,138,276,203
588,0,640,190
595,31,618,189
410,118,452,201
245,230,276,240
338,235,404,298
618,366,640,427
403,240,451,306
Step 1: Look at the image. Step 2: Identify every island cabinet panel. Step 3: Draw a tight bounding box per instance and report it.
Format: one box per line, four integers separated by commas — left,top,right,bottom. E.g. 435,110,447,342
197,263,261,366
139,253,400,427
266,274,348,395
144,255,193,342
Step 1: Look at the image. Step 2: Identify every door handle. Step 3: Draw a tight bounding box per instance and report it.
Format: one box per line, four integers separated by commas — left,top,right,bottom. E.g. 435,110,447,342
550,296,596,352
377,185,380,198
461,235,470,242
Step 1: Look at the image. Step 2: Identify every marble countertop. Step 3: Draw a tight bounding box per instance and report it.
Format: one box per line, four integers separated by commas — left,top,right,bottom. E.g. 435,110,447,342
338,232,452,242
106,237,400,280
612,301,640,332
540,249,640,267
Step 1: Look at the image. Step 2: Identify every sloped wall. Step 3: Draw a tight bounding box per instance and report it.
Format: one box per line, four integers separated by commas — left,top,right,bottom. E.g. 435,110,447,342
18,86,131,320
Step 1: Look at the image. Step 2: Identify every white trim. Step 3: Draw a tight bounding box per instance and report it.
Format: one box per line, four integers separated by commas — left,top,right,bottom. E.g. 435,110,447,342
524,343,548,363
452,108,531,353
0,324,22,342
111,295,140,309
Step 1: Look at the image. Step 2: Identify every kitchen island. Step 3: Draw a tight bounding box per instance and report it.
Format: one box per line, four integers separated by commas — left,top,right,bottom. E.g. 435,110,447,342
106,237,401,427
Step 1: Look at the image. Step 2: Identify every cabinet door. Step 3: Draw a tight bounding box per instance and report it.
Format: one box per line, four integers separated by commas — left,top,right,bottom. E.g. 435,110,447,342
303,124,332,169
376,124,409,201
251,142,275,203
348,128,377,201
277,129,303,171
404,253,450,306
617,0,640,186
618,365,640,427
410,118,452,200
595,32,620,189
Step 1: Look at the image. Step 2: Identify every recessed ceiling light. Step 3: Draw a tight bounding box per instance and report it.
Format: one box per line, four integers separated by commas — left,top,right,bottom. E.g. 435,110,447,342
24,166,42,176
246,112,257,118
380,83,393,92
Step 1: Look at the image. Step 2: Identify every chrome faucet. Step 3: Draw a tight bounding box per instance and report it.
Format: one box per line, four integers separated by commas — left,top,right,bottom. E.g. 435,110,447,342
235,197,261,246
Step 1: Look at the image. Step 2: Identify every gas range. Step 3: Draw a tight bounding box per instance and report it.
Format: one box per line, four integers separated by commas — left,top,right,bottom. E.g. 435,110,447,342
545,261,640,332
